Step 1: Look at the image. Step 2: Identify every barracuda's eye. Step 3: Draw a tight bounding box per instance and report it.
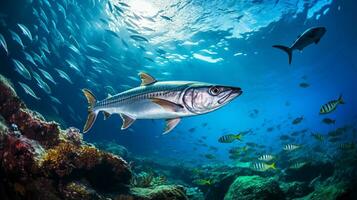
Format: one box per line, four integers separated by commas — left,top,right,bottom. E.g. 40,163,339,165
209,87,220,96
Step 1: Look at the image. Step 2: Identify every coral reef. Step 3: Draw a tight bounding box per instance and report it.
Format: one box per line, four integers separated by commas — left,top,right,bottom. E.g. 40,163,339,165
0,75,188,200
0,76,60,148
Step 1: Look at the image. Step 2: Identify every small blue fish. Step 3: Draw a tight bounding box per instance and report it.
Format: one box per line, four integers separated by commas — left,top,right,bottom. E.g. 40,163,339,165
50,96,62,105
55,68,73,84
0,33,8,55
18,82,40,100
9,30,24,49
24,52,37,66
17,24,33,41
12,59,31,80
130,35,149,42
33,71,51,94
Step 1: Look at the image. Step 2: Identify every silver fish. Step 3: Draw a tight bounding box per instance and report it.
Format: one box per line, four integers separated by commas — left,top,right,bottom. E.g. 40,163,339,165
55,68,73,84
17,24,33,41
65,59,81,73
0,33,8,55
130,35,149,42
24,52,37,66
32,51,44,66
38,68,57,85
33,71,51,94
12,59,31,80
82,72,242,134
10,30,24,49
18,82,40,100
50,96,62,105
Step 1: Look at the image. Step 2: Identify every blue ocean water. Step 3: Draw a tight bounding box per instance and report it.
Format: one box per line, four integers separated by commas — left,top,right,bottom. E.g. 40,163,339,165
0,0,356,168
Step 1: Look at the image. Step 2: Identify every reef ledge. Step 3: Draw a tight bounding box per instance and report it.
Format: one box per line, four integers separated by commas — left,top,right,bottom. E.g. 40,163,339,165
0,75,188,200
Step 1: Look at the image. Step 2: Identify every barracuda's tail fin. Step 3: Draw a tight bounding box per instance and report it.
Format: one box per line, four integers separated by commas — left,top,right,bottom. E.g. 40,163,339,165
273,45,293,64
82,89,97,133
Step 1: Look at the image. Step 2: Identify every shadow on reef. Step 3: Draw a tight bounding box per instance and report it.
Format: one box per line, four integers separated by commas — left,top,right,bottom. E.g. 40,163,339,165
0,74,188,200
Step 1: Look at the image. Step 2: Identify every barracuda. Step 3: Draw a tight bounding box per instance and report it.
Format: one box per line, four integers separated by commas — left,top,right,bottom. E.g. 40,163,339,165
82,72,242,134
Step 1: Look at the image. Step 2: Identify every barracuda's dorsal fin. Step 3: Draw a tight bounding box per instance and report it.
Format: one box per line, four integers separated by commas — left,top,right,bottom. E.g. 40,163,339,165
120,113,135,130
139,72,157,86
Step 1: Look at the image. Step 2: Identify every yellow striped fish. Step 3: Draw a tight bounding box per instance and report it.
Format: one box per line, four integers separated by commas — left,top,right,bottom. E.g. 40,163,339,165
320,95,344,114
218,133,242,143
251,162,276,172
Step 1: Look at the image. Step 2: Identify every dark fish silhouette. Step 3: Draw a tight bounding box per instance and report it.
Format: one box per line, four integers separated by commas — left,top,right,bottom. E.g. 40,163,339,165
273,27,326,64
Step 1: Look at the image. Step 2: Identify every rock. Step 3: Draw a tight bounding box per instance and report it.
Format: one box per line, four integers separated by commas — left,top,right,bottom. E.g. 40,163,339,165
124,185,188,200
224,175,285,200
283,162,334,182
205,171,237,200
185,187,205,200
298,182,349,200
280,181,313,199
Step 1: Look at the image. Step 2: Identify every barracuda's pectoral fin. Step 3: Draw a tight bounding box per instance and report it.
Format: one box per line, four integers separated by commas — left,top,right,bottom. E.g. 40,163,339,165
120,113,136,130
163,118,181,134
103,111,111,120
139,72,157,86
151,98,184,112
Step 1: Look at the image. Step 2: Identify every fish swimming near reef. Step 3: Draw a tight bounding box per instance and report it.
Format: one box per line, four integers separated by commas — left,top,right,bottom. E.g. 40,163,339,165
320,95,344,114
290,162,307,169
311,133,324,142
258,154,274,162
18,82,40,100
273,27,326,64
82,72,242,134
193,179,212,186
292,116,303,125
218,133,243,143
322,118,335,125
250,162,276,172
283,144,301,151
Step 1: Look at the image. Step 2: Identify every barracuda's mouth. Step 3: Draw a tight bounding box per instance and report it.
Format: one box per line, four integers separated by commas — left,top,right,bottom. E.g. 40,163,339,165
218,87,242,104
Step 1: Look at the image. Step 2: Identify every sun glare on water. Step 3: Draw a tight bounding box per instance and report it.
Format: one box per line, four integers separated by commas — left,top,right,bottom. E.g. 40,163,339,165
128,0,158,16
